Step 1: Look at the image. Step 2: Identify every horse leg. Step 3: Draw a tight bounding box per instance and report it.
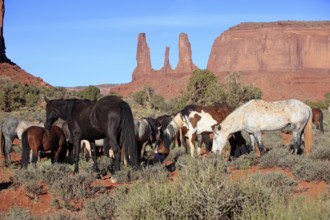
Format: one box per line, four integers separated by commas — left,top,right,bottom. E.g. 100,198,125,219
140,141,148,160
72,138,81,173
3,137,13,166
51,150,55,163
90,141,100,172
186,132,195,157
253,132,265,156
292,131,303,155
31,149,39,168
107,134,121,174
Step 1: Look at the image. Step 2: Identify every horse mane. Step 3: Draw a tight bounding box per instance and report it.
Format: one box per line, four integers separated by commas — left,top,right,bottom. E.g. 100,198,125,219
180,105,197,116
162,113,183,148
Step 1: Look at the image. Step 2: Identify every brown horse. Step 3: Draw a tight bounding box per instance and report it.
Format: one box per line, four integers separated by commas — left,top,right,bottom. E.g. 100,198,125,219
21,125,67,168
312,108,324,133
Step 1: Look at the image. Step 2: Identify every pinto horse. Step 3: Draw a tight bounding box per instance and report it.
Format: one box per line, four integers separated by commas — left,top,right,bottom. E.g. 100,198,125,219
44,96,139,173
21,125,66,168
312,108,324,133
212,99,313,156
0,118,43,166
154,104,249,162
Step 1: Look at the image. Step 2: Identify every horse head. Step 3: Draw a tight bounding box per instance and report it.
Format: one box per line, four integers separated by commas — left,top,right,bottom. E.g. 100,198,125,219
44,97,64,129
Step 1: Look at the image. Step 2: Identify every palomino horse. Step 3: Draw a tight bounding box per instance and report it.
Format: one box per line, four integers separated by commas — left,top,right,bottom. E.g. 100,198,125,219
0,118,43,166
44,96,139,173
312,108,324,133
212,99,313,156
154,104,249,162
21,125,66,168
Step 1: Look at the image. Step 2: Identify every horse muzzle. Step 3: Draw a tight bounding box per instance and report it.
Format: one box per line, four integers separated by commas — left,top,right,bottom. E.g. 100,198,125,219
153,153,168,163
44,122,51,130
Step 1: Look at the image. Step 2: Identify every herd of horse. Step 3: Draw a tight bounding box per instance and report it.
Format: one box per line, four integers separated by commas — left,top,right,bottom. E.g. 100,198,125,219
0,96,325,175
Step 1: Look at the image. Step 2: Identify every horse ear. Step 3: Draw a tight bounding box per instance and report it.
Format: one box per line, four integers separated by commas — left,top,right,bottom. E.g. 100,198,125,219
44,96,50,104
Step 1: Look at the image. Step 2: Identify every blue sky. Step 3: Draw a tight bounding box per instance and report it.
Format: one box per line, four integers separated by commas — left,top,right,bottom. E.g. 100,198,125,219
4,0,330,87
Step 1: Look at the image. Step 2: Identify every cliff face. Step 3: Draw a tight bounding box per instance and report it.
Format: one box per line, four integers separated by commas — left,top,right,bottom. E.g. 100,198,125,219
132,32,198,81
207,21,330,101
0,0,50,87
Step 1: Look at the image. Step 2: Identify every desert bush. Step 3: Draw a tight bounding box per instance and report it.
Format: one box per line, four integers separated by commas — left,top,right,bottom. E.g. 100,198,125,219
248,172,297,198
292,158,330,182
259,148,292,168
277,153,301,169
50,173,95,208
12,168,41,188
229,153,260,170
310,145,330,161
84,193,117,220
23,179,47,200
112,155,250,219
223,72,262,107
305,99,328,109
44,213,78,220
37,163,73,185
78,85,101,101
240,172,297,219
1,207,35,220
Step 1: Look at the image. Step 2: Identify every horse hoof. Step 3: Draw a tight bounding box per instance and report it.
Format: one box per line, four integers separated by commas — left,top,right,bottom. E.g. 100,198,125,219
111,177,117,183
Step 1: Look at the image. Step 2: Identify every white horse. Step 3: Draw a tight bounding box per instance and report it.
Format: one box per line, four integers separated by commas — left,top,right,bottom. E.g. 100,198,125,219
212,99,313,156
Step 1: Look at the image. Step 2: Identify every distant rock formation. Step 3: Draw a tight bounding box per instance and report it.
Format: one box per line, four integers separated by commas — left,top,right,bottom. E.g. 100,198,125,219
174,33,197,74
0,0,10,63
207,21,330,101
160,47,174,74
132,33,155,80
0,0,50,87
132,32,198,81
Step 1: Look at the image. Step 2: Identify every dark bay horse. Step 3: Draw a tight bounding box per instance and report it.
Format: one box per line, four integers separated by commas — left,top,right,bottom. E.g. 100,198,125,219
21,125,66,168
312,108,324,133
44,96,139,173
0,118,43,166
155,104,249,162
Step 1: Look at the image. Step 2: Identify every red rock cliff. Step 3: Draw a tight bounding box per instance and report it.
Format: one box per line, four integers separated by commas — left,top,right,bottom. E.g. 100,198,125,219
207,21,330,101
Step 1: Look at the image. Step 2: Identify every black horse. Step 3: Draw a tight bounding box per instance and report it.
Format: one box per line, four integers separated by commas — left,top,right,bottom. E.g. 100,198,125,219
44,96,139,173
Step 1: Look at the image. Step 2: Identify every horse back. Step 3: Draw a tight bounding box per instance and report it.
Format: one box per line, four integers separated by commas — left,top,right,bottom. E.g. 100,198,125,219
181,104,234,130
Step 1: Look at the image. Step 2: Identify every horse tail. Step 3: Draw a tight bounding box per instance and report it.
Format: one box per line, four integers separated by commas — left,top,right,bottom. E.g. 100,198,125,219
21,130,30,167
120,101,139,168
303,107,313,156
319,110,324,133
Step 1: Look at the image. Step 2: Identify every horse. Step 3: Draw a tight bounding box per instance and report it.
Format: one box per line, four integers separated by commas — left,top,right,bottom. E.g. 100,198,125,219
212,99,313,157
0,118,43,166
154,104,249,162
21,125,67,168
44,96,139,174
134,117,160,160
312,108,324,133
